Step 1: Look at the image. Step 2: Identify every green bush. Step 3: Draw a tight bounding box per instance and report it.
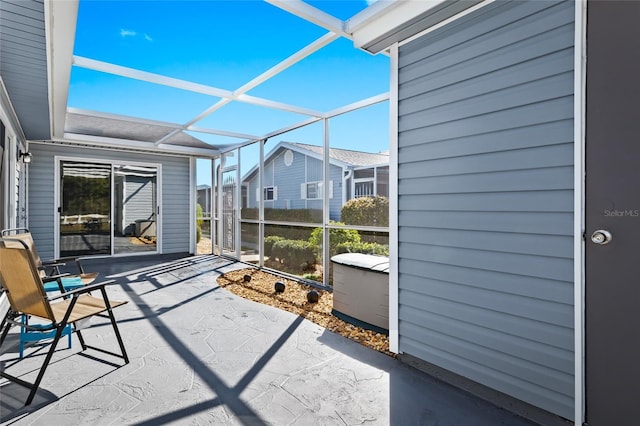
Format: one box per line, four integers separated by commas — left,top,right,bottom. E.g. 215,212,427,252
308,222,361,259
196,203,204,243
341,196,389,227
336,241,389,256
264,235,285,256
196,203,204,228
302,273,322,282
271,239,316,269
264,225,313,242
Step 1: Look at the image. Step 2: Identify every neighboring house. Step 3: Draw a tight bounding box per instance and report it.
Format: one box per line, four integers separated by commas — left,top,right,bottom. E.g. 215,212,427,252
196,184,212,217
242,141,389,221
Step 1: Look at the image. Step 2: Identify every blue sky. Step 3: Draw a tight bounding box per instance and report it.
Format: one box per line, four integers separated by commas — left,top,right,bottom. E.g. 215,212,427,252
69,1,390,185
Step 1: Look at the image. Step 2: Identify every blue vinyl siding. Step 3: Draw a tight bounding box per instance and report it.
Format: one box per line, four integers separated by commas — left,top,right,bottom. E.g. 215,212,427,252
396,0,574,420
28,143,190,258
243,148,344,220
123,176,155,226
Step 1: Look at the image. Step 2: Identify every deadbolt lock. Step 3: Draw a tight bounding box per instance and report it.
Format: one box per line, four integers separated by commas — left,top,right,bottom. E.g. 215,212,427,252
591,230,612,245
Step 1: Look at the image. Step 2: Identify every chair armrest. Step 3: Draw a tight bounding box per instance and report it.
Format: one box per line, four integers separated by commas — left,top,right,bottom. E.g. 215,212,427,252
48,280,116,301
42,273,72,283
54,256,87,274
41,259,66,267
42,273,72,293
39,261,66,277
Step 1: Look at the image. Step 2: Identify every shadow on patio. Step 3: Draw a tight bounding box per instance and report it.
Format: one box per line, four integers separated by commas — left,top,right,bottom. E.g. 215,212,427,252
1,255,537,425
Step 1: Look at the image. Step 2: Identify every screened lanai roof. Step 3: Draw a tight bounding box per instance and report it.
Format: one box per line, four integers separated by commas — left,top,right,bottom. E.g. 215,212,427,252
1,0,481,157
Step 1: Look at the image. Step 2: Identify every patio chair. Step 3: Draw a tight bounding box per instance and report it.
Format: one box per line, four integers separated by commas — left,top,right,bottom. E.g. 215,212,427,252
1,228,99,356
1,228,99,286
0,237,129,406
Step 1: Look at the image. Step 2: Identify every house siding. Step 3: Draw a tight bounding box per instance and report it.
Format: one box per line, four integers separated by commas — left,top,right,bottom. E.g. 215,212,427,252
28,143,190,259
122,175,155,229
397,0,574,420
245,148,344,221
275,149,305,210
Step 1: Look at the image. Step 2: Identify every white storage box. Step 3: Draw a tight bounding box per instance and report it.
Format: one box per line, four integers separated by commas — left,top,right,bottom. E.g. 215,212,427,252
331,253,389,332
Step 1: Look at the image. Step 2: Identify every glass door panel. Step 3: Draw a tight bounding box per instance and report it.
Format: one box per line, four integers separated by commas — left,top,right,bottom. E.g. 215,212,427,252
114,164,157,254
60,161,111,256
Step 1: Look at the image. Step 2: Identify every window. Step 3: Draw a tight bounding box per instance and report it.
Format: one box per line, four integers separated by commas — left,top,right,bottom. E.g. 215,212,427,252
306,182,319,199
301,181,333,200
257,186,277,201
264,186,277,201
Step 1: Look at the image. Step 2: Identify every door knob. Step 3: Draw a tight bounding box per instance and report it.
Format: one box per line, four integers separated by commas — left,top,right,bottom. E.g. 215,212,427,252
591,230,612,245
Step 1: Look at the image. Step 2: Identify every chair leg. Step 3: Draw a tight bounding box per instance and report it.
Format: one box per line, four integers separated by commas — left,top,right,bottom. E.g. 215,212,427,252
25,323,67,405
0,317,12,348
19,316,73,359
19,315,26,359
76,327,87,350
100,288,129,364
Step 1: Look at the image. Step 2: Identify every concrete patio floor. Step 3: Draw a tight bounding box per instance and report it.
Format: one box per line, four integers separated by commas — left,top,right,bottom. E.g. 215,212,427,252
1,255,538,425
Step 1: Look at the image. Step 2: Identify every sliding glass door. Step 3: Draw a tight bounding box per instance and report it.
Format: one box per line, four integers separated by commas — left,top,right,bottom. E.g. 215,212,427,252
113,164,157,254
60,161,112,256
59,160,159,257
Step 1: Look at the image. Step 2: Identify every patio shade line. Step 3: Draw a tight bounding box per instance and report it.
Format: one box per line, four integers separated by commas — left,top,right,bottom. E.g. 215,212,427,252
72,56,233,99
113,270,269,426
232,31,341,96
266,0,348,38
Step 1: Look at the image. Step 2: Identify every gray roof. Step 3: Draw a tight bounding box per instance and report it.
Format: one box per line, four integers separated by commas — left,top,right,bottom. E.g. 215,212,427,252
288,142,389,167
65,112,212,149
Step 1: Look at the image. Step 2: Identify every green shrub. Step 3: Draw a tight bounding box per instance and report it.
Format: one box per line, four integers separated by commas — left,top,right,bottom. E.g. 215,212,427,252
336,241,389,256
341,196,389,227
196,203,204,228
302,273,322,282
264,225,313,242
308,222,361,259
271,239,316,269
264,235,285,256
195,203,204,243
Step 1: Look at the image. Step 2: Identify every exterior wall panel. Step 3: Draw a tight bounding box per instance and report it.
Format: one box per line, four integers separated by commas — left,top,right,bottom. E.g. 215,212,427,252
397,0,574,419
28,143,189,259
274,149,305,210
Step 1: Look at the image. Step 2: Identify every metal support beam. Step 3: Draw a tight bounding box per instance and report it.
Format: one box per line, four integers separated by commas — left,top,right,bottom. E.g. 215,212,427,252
322,118,331,287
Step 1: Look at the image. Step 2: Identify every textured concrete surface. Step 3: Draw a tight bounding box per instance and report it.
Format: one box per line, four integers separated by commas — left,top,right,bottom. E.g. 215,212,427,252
1,255,538,425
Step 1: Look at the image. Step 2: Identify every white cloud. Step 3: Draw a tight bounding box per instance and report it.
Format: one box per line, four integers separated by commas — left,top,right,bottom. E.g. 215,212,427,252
120,29,153,42
120,29,137,38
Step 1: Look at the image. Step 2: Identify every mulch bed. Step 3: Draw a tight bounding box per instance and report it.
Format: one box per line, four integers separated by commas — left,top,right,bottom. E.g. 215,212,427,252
216,268,395,357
